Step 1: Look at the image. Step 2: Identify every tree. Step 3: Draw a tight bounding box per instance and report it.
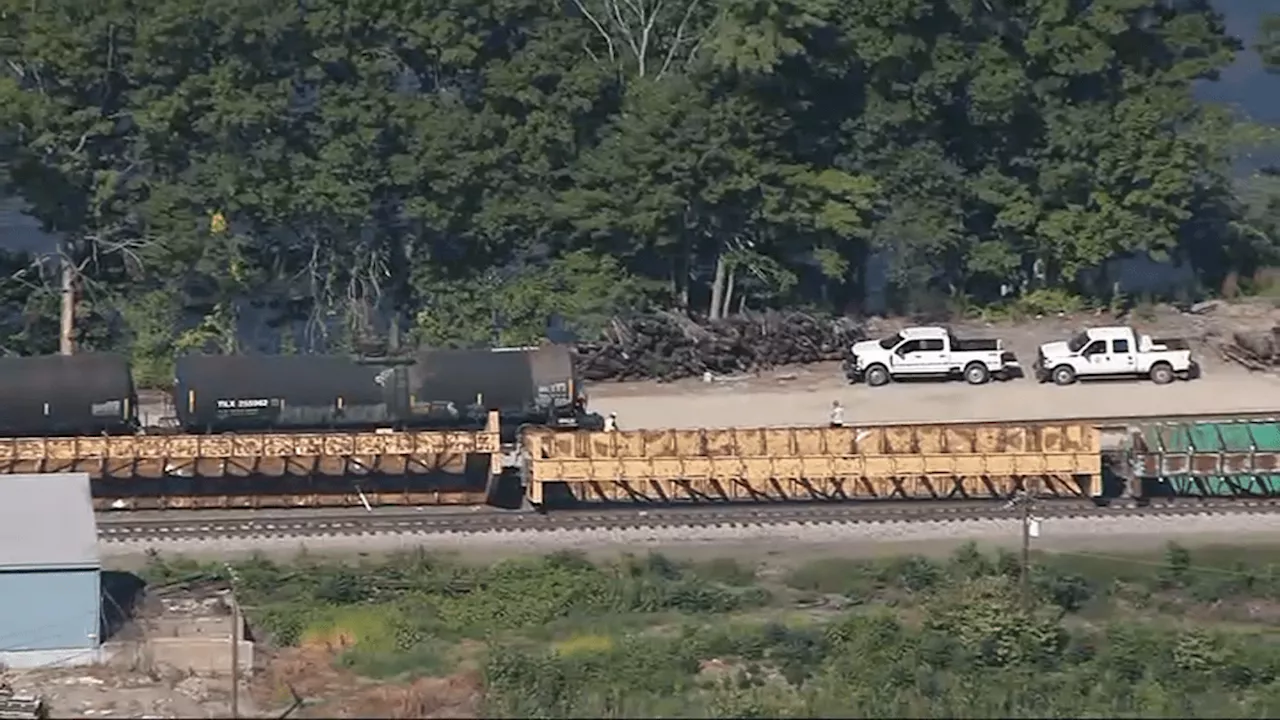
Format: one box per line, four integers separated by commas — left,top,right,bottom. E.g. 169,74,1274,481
0,0,1263,365
1260,13,1280,72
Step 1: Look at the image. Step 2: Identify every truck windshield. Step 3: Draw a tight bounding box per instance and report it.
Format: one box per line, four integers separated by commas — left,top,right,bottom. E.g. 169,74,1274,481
878,333,903,349
1067,332,1090,353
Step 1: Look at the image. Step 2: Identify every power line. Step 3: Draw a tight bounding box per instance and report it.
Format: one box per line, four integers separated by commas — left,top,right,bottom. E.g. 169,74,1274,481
1039,548,1280,579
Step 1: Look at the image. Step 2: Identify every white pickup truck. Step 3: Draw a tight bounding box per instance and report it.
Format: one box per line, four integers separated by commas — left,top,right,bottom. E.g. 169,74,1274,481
1035,326,1200,386
844,326,1021,387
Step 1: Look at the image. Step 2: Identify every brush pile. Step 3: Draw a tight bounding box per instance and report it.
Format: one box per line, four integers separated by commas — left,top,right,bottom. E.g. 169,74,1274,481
574,310,865,382
1219,326,1280,371
0,683,45,720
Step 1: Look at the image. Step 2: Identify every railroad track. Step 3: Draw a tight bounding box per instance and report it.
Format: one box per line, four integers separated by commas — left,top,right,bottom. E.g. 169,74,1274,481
96,498,1280,543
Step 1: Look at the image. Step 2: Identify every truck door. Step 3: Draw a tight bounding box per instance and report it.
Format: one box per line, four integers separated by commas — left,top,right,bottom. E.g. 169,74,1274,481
920,338,947,372
890,339,920,373
1079,340,1109,376
1110,337,1137,375
893,338,945,374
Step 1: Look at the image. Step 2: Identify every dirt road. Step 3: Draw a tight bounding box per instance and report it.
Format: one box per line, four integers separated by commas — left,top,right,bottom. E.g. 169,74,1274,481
587,364,1280,429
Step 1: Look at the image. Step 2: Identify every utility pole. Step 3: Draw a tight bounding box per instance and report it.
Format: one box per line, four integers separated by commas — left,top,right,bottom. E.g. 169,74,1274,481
1016,479,1041,610
225,562,243,720
1019,488,1032,609
230,598,240,719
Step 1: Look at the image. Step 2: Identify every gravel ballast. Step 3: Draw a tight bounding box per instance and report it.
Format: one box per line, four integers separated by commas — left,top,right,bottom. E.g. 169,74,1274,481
99,510,1280,561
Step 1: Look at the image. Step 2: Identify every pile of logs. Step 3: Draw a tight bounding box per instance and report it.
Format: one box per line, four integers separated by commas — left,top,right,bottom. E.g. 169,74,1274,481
0,683,46,720
574,311,865,382
1220,326,1280,371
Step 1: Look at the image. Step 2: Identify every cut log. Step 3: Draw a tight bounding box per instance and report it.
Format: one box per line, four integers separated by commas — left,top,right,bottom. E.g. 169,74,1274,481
1232,330,1279,361
574,311,865,383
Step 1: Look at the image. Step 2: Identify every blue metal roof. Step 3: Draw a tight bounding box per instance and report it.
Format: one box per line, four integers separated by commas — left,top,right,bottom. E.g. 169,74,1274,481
0,473,98,570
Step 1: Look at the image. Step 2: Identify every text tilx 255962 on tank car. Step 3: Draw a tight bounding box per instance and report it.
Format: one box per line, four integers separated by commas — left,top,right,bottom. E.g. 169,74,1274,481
216,398,276,410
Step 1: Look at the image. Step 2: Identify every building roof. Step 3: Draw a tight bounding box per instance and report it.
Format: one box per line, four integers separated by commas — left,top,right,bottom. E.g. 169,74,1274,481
0,473,98,570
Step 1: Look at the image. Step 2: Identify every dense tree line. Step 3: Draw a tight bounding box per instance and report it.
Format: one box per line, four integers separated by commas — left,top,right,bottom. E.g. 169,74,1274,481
1,1,1279,378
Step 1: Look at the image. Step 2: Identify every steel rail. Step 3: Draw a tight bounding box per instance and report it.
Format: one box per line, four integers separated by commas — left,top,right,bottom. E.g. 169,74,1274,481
96,498,1280,543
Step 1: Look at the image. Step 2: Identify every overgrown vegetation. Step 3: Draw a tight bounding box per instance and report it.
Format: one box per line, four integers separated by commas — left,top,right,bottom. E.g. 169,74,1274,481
1,3,1280,380
143,542,1280,717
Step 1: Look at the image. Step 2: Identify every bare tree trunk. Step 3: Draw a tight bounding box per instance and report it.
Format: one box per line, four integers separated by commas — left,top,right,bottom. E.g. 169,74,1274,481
709,251,727,321
388,315,401,351
385,231,412,353
722,265,736,319
59,254,76,355
679,241,692,311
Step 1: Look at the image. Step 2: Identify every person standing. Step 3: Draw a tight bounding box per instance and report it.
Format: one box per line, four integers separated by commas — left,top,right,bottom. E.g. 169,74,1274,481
829,400,845,428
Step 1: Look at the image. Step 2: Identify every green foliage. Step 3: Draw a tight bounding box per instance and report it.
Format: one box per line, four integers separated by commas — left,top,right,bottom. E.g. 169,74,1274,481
923,576,1067,668
137,541,1280,717
1260,14,1280,73
0,0,1270,368
411,250,652,348
182,549,769,648
1160,542,1194,588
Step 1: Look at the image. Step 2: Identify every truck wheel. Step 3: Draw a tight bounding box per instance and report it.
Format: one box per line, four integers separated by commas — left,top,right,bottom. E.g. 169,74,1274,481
865,365,891,387
1051,365,1076,386
963,363,990,385
1150,363,1174,385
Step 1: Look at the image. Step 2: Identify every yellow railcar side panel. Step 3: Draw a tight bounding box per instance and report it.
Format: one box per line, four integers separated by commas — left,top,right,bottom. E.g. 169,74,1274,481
740,457,772,479
758,429,788,457
522,423,1099,460
680,457,713,479
771,456,802,478
0,428,498,463
974,427,1002,453
950,455,989,475
529,452,1101,484
792,428,823,456
536,473,1100,505
737,429,771,456
830,456,862,477
703,429,740,457
522,422,1105,506
673,430,704,457
942,426,973,453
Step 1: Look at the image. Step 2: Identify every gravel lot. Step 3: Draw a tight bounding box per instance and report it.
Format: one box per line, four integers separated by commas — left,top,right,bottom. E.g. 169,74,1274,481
588,364,1280,429
588,301,1280,429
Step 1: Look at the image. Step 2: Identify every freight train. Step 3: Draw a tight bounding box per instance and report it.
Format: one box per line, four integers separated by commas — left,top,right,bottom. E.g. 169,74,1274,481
514,417,1280,511
0,346,602,437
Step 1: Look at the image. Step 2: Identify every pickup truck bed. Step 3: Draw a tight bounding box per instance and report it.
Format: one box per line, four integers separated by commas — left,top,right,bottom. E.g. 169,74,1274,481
951,338,1001,352
1152,338,1191,351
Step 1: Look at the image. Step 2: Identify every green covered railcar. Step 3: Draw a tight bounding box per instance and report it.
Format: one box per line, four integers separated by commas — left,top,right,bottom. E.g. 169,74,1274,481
1128,420,1280,498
